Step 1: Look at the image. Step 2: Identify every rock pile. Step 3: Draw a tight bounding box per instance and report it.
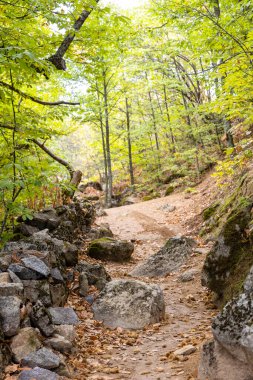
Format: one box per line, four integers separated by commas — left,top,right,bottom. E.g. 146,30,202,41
0,200,95,379
16,199,95,243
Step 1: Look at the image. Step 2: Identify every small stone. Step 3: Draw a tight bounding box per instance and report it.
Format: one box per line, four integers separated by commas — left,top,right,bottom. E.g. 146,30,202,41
50,268,64,283
79,272,89,297
174,345,196,356
179,269,199,282
193,247,210,255
50,283,68,307
8,263,43,280
21,257,50,277
159,204,176,212
11,327,42,363
75,261,111,291
21,347,60,369
186,294,196,301
0,296,21,337
0,282,23,298
23,280,51,306
53,325,76,342
0,272,11,283
48,307,79,325
0,254,12,271
45,334,72,353
8,269,23,283
30,301,55,337
18,366,59,380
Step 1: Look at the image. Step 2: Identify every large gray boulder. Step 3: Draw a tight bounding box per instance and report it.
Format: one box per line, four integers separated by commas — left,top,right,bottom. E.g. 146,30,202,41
199,265,253,379
92,279,165,329
211,271,253,366
87,238,134,262
131,236,196,278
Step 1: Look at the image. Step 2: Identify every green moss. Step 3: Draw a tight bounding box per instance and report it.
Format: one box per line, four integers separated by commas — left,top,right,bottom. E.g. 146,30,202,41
143,192,160,201
165,186,174,196
222,246,253,306
185,187,198,194
90,237,114,244
203,201,220,221
87,238,114,257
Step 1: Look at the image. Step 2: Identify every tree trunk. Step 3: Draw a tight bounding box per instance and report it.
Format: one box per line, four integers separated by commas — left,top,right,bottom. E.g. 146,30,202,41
103,72,113,208
125,97,134,187
163,85,176,153
96,83,108,201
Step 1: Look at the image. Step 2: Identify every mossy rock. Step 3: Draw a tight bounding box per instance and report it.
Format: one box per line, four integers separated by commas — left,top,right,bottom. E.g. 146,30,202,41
87,238,134,262
165,186,174,196
143,192,160,201
163,172,185,185
202,195,253,303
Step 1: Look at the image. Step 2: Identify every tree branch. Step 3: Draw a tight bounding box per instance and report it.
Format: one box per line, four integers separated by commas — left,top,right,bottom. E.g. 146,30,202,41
0,81,80,106
0,123,15,131
30,138,74,178
48,0,100,70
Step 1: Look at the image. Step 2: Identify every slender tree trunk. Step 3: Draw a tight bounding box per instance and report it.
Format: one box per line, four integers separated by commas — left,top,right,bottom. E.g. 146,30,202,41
225,120,235,147
103,72,112,208
163,85,176,152
147,90,161,177
96,83,108,202
125,97,134,187
148,90,160,152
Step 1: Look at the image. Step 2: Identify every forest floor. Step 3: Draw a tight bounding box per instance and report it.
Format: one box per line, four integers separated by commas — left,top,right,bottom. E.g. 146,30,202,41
69,173,218,380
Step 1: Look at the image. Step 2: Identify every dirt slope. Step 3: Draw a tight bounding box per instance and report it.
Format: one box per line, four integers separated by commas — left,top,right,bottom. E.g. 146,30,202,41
70,174,217,380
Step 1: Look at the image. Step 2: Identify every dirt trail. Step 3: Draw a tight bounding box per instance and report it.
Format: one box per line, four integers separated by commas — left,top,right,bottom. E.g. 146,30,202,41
73,175,217,380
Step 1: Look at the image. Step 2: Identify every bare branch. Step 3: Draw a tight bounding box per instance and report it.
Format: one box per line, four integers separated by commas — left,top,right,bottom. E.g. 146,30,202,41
0,81,80,106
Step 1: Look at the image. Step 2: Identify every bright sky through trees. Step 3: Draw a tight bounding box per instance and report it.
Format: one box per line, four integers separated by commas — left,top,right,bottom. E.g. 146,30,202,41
102,0,146,9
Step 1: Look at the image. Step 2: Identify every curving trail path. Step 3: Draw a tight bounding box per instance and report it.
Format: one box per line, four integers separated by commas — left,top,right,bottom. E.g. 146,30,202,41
71,175,218,380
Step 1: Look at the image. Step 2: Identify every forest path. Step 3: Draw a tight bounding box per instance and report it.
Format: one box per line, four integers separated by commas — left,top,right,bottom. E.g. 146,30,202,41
77,175,217,380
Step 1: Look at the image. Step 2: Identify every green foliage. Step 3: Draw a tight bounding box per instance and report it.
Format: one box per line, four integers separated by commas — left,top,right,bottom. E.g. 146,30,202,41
1,0,253,236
